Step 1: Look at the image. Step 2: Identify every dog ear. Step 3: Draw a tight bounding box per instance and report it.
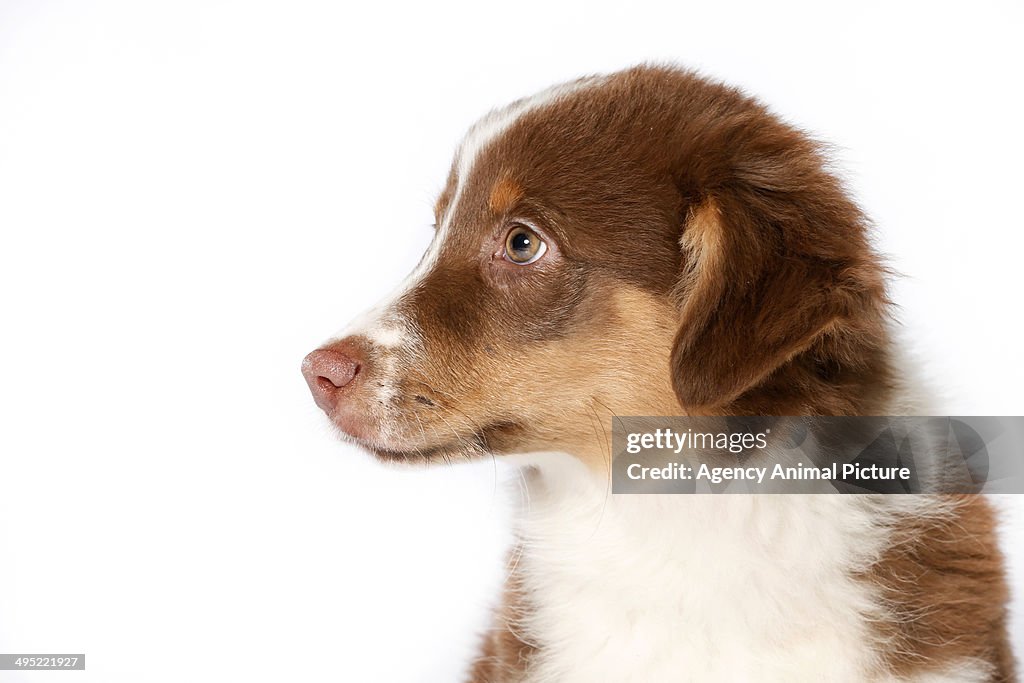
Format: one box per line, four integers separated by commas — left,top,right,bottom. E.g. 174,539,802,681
669,184,887,413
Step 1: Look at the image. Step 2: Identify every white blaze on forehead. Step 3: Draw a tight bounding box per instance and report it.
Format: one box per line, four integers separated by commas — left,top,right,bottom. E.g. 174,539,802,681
443,74,607,230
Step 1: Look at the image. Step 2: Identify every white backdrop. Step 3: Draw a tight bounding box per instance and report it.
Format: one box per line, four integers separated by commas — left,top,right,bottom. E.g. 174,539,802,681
0,1,1021,681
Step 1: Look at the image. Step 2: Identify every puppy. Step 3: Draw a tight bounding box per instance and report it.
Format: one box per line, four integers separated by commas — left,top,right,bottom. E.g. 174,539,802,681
302,65,1013,682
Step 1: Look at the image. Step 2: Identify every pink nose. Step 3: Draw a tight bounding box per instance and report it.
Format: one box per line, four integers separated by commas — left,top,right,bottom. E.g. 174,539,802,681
301,347,361,414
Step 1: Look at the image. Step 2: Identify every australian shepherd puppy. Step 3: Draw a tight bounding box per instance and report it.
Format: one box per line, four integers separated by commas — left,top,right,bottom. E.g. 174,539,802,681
302,65,1014,682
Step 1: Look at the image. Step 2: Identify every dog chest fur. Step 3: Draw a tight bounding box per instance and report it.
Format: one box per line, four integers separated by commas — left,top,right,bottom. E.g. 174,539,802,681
512,456,956,683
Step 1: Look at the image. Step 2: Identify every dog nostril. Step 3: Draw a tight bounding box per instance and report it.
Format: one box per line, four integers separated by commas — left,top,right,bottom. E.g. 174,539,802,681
317,364,360,390
301,347,363,413
317,375,341,391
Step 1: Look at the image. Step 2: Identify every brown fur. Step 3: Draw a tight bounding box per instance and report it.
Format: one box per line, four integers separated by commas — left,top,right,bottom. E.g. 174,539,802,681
344,64,896,461
466,576,535,683
869,496,1015,681
305,64,1014,681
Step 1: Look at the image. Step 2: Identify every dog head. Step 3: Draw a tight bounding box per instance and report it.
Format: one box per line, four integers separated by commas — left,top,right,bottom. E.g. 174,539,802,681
302,66,892,467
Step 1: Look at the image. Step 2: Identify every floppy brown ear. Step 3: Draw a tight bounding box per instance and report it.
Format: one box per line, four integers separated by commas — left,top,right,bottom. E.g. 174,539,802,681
670,183,889,414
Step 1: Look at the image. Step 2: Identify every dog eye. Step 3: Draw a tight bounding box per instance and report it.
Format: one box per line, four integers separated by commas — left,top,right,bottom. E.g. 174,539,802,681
504,225,547,265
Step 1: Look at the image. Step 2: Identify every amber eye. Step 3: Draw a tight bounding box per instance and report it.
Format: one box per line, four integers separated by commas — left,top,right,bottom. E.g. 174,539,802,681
504,224,547,265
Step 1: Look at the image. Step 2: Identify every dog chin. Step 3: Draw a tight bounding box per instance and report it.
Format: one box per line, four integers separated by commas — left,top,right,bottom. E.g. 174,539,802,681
327,424,484,464
368,441,486,465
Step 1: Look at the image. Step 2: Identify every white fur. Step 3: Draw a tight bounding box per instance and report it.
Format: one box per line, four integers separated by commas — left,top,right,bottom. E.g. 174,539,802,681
506,453,960,683
887,661,995,683
366,324,407,349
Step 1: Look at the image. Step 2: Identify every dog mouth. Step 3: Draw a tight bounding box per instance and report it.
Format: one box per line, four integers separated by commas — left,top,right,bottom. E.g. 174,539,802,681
312,370,524,462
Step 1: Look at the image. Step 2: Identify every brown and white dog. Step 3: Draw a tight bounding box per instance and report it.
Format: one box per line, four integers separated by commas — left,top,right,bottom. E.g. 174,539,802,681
302,66,1014,682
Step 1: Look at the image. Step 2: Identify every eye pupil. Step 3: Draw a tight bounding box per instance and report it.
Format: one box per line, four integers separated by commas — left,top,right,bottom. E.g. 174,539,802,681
511,232,532,252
